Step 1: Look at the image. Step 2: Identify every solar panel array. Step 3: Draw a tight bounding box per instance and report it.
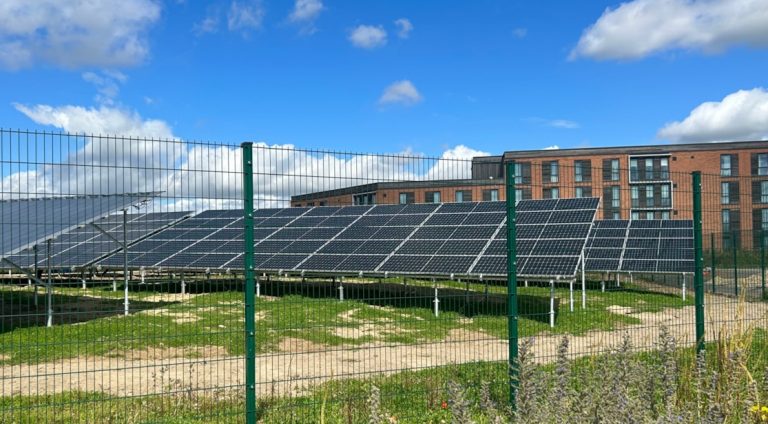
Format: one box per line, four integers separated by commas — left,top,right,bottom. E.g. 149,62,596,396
585,219,694,273
514,198,599,277
3,212,190,269
98,209,244,269
0,193,156,257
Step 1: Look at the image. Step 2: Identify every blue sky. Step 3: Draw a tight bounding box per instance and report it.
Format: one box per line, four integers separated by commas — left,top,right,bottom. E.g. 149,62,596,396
1,0,767,158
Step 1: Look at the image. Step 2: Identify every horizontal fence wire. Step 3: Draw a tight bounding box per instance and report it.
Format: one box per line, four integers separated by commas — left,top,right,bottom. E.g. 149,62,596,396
0,129,766,422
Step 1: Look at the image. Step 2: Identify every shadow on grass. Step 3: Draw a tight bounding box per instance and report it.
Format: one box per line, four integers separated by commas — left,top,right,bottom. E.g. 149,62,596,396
259,279,557,325
0,287,174,333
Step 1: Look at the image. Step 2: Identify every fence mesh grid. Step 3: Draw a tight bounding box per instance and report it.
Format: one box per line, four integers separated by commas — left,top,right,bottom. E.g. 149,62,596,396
0,129,766,422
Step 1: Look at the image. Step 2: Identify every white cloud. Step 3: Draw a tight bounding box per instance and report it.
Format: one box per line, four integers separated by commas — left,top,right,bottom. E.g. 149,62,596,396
571,0,768,60
378,80,423,106
14,103,174,139
658,88,768,143
548,119,580,129
6,103,487,209
289,0,323,23
227,1,265,34
543,145,560,150
194,15,220,35
349,25,387,49
512,28,527,39
82,71,128,105
394,18,413,39
0,0,161,70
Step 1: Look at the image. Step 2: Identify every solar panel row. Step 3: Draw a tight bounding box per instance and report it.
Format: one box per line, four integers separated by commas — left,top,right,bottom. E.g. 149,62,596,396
585,219,694,273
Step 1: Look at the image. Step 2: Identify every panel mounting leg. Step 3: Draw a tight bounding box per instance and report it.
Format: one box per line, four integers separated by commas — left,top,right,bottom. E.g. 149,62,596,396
549,279,555,328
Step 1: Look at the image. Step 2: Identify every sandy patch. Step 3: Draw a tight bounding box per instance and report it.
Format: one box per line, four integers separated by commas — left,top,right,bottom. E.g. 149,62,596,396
143,293,201,303
278,337,326,353
606,305,633,315
119,346,229,360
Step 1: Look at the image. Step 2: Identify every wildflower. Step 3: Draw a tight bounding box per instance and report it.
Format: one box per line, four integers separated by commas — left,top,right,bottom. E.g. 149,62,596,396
441,401,447,409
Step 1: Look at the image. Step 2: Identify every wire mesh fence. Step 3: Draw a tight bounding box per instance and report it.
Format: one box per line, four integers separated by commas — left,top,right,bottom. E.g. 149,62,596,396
0,129,766,422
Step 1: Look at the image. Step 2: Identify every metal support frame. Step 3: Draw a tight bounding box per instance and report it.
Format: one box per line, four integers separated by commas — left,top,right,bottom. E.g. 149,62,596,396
241,142,257,423
692,171,705,353
762,230,766,299
46,239,53,328
732,231,738,296
549,279,555,328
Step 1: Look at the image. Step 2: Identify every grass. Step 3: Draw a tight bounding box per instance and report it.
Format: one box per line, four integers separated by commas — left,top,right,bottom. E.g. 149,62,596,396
0,278,693,365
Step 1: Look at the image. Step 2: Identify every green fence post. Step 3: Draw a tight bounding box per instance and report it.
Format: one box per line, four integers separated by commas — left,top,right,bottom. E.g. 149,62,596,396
710,233,716,294
242,142,257,423
761,230,766,299
692,171,705,354
505,161,518,408
732,231,738,297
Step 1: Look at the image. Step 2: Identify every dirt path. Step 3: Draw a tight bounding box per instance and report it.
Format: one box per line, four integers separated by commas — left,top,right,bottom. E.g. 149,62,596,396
2,298,767,398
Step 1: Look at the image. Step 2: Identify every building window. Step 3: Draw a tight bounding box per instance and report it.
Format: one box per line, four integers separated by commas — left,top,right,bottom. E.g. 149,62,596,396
660,158,669,180
425,191,441,203
574,160,591,183
482,189,499,201
661,184,671,207
542,161,559,183
455,190,472,203
721,182,740,205
631,211,640,220
611,186,620,208
319,201,327,206
631,186,640,208
399,192,415,204
721,154,738,177
575,186,592,198
644,158,653,180
758,154,768,176
630,159,639,181
646,185,654,207
660,211,670,220
543,187,559,199
513,162,532,184
603,158,620,181
612,211,621,220
763,181,768,203
353,193,375,205
722,209,740,249
646,211,654,220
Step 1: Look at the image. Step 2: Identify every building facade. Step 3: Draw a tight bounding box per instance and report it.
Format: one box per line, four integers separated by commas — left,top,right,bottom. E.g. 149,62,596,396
291,141,768,249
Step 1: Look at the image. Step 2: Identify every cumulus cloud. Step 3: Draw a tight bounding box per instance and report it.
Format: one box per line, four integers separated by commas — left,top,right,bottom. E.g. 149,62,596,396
571,0,768,60
349,25,387,49
658,88,768,143
14,104,174,139
4,105,487,210
394,18,413,39
543,145,560,150
378,80,423,106
227,0,265,34
289,0,323,23
0,0,161,70
194,15,220,35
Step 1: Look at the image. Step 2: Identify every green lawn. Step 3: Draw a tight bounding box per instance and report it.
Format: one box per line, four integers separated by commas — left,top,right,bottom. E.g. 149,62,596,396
0,279,692,365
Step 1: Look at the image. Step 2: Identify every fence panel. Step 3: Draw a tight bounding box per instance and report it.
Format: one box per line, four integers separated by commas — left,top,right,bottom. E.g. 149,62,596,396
0,130,246,422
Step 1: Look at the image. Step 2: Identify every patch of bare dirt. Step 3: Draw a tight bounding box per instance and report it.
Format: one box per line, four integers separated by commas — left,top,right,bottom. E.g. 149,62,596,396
119,346,229,360
2,296,767,399
606,305,633,315
143,293,201,303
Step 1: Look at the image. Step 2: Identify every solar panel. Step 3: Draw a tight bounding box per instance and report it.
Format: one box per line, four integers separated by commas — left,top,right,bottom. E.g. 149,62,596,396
513,197,599,278
0,193,157,260
584,219,694,274
6,210,189,270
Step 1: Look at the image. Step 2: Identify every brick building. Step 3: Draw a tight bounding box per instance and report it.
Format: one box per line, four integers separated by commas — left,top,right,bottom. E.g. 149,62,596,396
291,141,768,249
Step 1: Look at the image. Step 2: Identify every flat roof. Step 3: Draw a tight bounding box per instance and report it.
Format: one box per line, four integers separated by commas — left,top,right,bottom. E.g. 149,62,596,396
291,178,502,201
502,139,768,160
